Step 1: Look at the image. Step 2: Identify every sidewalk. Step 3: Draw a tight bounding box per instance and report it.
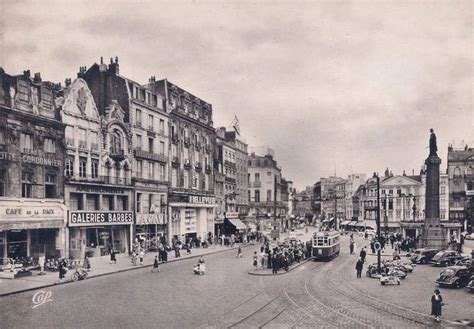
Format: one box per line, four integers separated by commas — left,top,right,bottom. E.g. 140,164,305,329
0,244,243,297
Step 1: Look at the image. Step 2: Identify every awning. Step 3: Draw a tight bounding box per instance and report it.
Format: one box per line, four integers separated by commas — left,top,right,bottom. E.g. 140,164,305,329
341,220,351,226
228,217,246,230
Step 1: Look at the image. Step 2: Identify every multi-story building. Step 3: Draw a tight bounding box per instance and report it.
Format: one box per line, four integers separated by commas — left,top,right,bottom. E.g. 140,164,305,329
247,151,286,230
294,186,314,222
64,60,135,258
154,79,216,244
0,68,66,261
319,176,346,227
447,145,474,232
344,174,367,221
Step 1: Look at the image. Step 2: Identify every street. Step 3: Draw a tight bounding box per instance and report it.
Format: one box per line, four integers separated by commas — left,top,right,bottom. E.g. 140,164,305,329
1,233,472,329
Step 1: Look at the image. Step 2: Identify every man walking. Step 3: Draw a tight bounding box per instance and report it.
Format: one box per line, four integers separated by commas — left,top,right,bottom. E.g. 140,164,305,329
151,255,160,273
349,240,354,254
355,257,364,278
359,247,367,263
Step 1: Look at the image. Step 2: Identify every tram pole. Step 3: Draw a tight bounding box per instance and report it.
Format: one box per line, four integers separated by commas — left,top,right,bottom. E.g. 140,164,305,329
374,172,381,273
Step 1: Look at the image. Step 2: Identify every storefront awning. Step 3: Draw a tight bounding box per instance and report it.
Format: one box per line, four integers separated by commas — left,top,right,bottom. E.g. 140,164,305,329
341,220,351,226
228,217,246,230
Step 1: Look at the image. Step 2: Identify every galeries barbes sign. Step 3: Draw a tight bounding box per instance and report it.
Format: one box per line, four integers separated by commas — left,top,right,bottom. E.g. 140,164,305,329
0,152,62,167
69,211,133,226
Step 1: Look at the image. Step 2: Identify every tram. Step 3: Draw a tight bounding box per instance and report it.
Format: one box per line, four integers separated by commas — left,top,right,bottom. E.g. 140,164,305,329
311,230,340,261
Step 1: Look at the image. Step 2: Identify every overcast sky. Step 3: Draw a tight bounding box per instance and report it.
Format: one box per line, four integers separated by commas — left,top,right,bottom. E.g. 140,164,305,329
1,0,472,190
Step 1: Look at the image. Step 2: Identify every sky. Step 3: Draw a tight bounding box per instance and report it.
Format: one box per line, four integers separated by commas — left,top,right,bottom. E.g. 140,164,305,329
1,0,472,190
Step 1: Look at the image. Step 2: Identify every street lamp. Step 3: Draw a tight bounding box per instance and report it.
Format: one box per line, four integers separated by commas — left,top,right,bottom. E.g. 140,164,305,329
373,172,382,273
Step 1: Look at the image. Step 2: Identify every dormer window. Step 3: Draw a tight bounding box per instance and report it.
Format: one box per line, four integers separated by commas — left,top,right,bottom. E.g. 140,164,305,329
41,87,53,108
18,79,30,102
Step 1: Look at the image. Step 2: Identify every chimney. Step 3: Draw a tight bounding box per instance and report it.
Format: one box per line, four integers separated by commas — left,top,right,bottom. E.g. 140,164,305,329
403,170,406,176
77,66,87,78
65,78,71,87
108,56,119,75
99,57,107,72
33,72,42,83
412,169,414,175
23,70,31,78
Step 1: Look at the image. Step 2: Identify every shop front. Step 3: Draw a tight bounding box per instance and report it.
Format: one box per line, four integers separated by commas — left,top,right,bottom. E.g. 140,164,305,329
168,193,216,244
0,199,67,261
68,211,133,259
135,213,167,250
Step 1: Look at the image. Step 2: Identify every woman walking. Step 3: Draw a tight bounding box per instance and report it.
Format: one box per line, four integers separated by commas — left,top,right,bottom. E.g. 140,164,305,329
431,289,443,322
151,255,160,273
253,251,258,270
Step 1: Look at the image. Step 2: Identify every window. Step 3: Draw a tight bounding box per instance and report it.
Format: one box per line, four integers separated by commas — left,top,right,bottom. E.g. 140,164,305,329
440,186,446,195
248,190,251,202
70,193,84,210
90,132,99,151
65,156,74,176
91,159,99,178
137,193,142,213
136,109,142,127
44,138,56,153
110,130,123,154
184,171,189,188
267,189,272,202
159,119,165,135
0,130,4,145
18,79,29,102
137,160,143,178
148,114,154,131
255,190,260,203
255,173,260,182
79,157,87,178
21,171,33,198
0,169,6,196
159,164,165,181
136,134,142,150
159,141,165,155
20,133,33,151
148,138,154,153
171,169,177,187
78,128,87,149
143,161,149,179
396,210,401,219
388,199,393,210
41,87,53,108
45,173,56,198
397,189,402,196
388,189,393,195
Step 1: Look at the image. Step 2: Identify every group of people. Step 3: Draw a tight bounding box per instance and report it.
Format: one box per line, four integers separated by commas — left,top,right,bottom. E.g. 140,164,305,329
252,240,308,274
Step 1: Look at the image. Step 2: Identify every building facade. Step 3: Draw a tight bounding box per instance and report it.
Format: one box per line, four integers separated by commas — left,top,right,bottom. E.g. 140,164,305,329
447,145,474,233
247,152,286,230
154,80,216,244
319,176,346,227
344,174,367,221
0,69,66,261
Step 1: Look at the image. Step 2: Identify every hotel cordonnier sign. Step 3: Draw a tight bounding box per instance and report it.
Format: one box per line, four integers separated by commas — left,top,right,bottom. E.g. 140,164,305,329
69,211,133,227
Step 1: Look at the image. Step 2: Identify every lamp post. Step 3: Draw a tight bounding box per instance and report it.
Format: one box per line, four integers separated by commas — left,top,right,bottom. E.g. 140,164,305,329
373,172,381,273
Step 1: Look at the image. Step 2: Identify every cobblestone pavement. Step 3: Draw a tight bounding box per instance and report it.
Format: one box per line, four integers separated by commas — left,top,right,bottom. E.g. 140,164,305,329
1,232,472,329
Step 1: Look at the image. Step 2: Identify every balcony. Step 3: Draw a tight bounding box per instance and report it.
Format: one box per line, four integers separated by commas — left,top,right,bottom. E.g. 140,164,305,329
194,161,202,172
65,174,131,185
133,176,168,185
109,148,125,161
171,135,179,145
134,149,168,163
205,164,212,174
78,140,87,150
184,159,192,169
171,156,180,168
252,181,261,188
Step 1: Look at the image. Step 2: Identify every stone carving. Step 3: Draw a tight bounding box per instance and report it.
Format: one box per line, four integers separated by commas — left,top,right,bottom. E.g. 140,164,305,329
429,128,438,156
76,87,87,115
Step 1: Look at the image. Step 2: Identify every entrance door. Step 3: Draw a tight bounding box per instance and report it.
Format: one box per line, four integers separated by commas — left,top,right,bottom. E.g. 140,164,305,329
7,230,28,260
406,228,416,239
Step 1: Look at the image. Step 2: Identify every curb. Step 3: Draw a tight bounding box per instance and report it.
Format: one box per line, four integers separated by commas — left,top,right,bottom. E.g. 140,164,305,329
247,258,311,276
366,253,410,258
0,244,249,298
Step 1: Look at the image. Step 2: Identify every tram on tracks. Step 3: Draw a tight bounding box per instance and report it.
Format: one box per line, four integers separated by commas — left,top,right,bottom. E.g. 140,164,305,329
311,230,340,261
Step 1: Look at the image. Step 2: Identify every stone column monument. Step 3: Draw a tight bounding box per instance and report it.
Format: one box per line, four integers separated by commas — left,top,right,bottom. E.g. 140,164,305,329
421,129,446,249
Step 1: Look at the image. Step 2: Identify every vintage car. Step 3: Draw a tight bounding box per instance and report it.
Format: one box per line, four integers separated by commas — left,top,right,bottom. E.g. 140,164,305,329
386,267,407,279
453,256,472,268
380,274,400,285
435,266,471,288
410,248,439,264
430,250,463,267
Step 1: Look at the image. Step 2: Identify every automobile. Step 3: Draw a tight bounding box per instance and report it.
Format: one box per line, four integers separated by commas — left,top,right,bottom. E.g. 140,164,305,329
380,274,400,285
453,256,472,268
410,248,440,264
467,277,474,293
461,232,474,240
364,229,376,238
386,268,407,279
435,266,472,288
430,250,463,267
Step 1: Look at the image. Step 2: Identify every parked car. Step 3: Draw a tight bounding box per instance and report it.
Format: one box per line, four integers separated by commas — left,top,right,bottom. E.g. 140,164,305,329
436,266,472,288
453,256,472,268
467,277,474,293
380,274,400,285
410,248,439,264
430,250,463,267
461,232,474,240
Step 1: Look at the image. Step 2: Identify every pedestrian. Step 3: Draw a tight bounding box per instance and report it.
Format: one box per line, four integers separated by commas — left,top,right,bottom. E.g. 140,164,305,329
151,255,160,273
355,257,364,278
260,251,266,269
360,247,367,263
431,289,443,322
349,240,354,254
110,249,117,264
58,258,67,280
139,249,145,265
83,255,91,271
253,251,258,270
236,246,242,258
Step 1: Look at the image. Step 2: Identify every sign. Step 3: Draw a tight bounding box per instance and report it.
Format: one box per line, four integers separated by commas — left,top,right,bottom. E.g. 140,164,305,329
75,185,126,194
226,212,239,219
189,195,215,204
136,213,165,225
169,193,216,206
374,241,382,252
184,210,197,232
0,202,65,227
69,211,133,226
0,152,61,167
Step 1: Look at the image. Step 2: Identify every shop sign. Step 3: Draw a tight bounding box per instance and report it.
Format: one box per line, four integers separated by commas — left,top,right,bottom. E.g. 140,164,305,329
136,213,165,225
0,151,62,167
0,204,65,221
69,211,133,227
184,210,197,232
75,185,126,194
226,212,239,219
169,193,216,205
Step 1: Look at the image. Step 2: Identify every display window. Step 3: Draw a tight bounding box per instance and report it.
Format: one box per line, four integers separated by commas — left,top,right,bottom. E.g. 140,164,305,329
7,230,27,259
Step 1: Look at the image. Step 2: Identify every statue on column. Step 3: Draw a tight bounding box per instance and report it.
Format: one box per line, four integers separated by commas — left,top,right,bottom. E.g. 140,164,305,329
429,128,438,156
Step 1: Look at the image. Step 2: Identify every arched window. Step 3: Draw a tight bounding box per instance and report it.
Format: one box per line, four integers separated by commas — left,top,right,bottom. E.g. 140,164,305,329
110,129,123,154
453,167,462,179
